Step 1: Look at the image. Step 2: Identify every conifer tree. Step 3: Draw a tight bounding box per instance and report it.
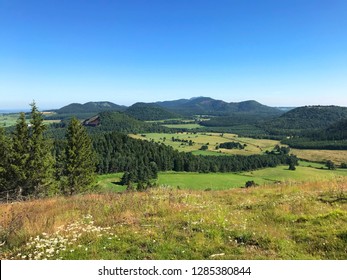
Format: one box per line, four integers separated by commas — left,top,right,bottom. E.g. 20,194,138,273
27,102,55,196
0,127,14,196
63,117,95,195
11,112,30,196
10,104,55,197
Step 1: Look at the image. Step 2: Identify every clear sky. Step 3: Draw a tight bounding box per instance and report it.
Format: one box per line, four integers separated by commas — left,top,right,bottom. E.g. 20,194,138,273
1,0,347,110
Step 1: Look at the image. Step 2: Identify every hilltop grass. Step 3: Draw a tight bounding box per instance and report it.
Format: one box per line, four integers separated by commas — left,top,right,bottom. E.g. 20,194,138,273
1,178,346,260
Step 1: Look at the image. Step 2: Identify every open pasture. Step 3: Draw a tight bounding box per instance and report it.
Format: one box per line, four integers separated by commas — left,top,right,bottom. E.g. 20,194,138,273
0,113,20,127
129,132,281,156
130,132,347,165
95,163,347,191
158,165,347,190
0,112,60,127
291,148,347,164
162,123,203,129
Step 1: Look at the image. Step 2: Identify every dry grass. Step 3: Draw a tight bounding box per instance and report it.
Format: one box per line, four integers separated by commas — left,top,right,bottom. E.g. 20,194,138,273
292,149,347,164
1,179,346,260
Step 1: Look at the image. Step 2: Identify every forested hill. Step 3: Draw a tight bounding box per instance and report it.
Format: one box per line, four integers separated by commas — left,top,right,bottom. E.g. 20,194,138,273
272,105,347,129
125,103,182,121
155,97,282,117
56,101,127,114
49,97,283,119
323,119,347,140
271,106,347,150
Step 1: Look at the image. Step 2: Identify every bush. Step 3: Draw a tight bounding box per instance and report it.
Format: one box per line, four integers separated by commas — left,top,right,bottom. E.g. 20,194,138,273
200,145,208,151
245,180,257,188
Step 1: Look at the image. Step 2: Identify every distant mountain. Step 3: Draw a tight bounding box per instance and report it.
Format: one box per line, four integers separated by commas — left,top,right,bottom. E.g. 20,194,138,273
155,97,282,116
125,103,181,121
56,101,126,114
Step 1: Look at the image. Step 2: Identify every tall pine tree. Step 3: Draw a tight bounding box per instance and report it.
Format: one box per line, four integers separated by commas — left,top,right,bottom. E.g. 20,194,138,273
11,104,55,198
27,102,55,196
0,127,14,197
63,117,95,195
11,112,30,196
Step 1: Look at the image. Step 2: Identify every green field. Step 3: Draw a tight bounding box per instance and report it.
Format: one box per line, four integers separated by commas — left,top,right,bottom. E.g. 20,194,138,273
96,163,347,191
0,112,60,127
130,132,347,165
159,165,347,190
95,173,126,192
162,123,203,129
0,113,20,127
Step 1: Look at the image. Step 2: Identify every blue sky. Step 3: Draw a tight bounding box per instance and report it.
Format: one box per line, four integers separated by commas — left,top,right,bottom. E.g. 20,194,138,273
1,0,347,109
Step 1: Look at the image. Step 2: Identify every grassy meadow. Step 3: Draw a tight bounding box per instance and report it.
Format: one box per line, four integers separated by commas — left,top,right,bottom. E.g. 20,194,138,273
162,123,203,129
0,112,60,127
0,113,20,127
130,132,281,156
1,178,346,260
292,148,347,165
158,165,347,190
94,163,347,191
130,132,347,165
